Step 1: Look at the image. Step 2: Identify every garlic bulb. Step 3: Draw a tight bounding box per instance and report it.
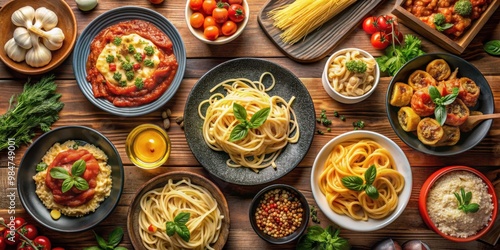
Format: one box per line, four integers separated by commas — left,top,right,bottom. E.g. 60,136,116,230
41,28,65,50
33,7,58,30
75,0,98,11
4,38,27,62
25,33,52,68
13,27,32,49
11,6,35,28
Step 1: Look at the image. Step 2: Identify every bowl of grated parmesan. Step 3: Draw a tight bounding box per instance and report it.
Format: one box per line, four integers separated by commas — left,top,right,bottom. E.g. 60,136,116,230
419,166,498,242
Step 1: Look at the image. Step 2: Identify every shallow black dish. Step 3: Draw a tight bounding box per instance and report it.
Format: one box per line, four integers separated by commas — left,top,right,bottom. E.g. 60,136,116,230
17,126,124,232
386,53,494,156
184,58,315,185
72,6,186,117
249,184,309,244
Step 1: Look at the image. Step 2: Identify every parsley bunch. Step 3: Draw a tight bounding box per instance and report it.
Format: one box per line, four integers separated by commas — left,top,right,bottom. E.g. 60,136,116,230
376,34,426,76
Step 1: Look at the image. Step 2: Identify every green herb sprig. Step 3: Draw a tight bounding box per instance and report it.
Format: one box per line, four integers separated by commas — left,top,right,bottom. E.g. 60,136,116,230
341,165,379,199
83,227,127,250
428,86,459,125
49,159,89,193
433,13,454,32
454,187,480,214
229,103,270,142
166,212,191,242
346,60,367,73
296,225,350,250
376,34,426,76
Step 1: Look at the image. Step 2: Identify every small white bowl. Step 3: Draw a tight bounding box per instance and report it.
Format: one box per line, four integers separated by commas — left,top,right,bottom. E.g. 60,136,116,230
322,48,380,104
185,0,249,45
311,130,412,232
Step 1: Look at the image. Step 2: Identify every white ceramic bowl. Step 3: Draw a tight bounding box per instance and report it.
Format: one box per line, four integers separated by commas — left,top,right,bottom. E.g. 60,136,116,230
322,48,380,104
311,130,412,232
185,0,249,45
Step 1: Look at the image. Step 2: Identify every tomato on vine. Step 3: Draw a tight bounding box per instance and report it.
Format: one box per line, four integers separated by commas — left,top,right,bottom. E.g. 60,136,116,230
362,16,378,35
33,236,51,250
376,15,396,33
370,31,390,50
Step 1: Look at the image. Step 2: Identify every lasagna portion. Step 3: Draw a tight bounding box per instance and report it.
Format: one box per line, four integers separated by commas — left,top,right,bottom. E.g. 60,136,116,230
86,20,178,107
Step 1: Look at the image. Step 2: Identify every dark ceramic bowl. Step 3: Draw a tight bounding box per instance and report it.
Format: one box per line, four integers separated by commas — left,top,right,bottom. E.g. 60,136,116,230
17,126,124,232
249,184,309,244
184,58,315,185
386,53,494,156
419,166,498,242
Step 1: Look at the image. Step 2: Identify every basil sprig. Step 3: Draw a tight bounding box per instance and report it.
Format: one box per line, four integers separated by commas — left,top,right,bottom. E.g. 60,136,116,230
49,159,89,193
341,165,379,199
166,212,191,242
454,187,480,214
428,86,459,126
229,103,270,142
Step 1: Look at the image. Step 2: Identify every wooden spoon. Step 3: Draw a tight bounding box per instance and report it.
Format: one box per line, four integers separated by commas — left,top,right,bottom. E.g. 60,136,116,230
460,113,500,132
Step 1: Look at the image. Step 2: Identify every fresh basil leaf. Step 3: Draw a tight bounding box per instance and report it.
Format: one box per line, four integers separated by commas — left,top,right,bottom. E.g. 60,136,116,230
330,237,351,250
365,185,379,199
166,221,176,236
465,203,480,213
326,225,337,237
113,247,128,250
434,105,447,126
82,247,102,250
428,86,441,101
176,224,190,242
50,167,71,179
305,225,325,241
341,176,364,191
461,188,466,202
232,103,247,123
484,40,500,56
36,162,48,172
249,107,270,128
108,227,124,247
464,190,472,205
174,212,190,225
61,178,75,193
74,177,90,191
296,236,315,250
364,165,377,186
72,159,86,176
441,90,459,106
325,244,334,250
229,123,249,142
454,192,463,205
93,231,109,250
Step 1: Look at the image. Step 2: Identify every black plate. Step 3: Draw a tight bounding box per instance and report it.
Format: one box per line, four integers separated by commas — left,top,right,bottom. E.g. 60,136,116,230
72,6,186,117
17,126,124,232
386,53,494,156
184,58,315,185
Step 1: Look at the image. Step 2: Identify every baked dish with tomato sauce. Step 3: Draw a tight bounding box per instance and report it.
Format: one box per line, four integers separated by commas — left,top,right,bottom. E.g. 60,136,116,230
33,141,112,217
389,58,480,147
86,20,178,107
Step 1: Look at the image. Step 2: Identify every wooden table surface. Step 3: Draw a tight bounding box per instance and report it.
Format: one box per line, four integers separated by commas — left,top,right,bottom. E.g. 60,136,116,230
1,0,500,249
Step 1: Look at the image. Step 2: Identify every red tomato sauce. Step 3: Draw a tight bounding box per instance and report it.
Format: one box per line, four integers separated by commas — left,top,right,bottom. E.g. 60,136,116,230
45,149,100,207
86,20,178,107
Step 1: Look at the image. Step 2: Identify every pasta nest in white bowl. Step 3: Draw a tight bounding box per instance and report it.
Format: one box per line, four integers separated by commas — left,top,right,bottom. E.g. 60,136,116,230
310,130,412,231
322,48,380,104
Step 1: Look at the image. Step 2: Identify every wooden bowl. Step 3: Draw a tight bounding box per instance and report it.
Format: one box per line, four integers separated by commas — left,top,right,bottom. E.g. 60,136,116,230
0,0,77,75
127,171,230,250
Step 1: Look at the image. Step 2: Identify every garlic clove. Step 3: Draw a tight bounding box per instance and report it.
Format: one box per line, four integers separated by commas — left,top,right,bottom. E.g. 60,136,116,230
11,6,35,28
13,27,33,50
33,7,58,30
4,38,27,62
42,27,65,50
25,33,52,68
75,0,99,12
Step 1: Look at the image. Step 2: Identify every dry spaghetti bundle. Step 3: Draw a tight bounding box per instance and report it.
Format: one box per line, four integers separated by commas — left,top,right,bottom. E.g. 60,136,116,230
268,0,357,44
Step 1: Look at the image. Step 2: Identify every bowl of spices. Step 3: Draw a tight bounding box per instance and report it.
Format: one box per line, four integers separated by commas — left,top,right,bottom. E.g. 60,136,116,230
125,124,171,169
249,184,309,244
419,166,498,242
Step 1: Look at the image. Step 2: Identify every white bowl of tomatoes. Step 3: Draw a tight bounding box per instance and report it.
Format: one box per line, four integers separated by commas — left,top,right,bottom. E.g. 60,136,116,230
185,0,249,45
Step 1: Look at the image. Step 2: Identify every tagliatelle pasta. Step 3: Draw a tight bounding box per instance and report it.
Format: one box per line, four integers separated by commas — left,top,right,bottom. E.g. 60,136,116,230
327,49,376,97
318,139,405,221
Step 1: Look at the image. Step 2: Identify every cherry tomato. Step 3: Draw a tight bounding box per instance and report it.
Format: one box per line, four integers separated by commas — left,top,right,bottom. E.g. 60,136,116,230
16,241,35,250
228,0,242,4
228,4,245,23
33,236,51,250
52,248,65,250
212,3,229,23
204,25,220,40
189,0,203,11
109,63,116,72
370,32,390,50
14,218,26,229
411,89,436,117
190,12,205,29
376,15,396,33
203,16,217,30
202,0,217,15
362,16,378,34
4,229,19,246
221,20,237,36
0,237,6,250
19,224,38,240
